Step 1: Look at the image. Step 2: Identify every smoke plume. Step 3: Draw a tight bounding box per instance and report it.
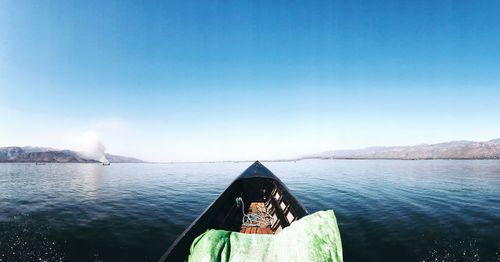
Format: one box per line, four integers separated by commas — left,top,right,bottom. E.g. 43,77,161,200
65,131,108,163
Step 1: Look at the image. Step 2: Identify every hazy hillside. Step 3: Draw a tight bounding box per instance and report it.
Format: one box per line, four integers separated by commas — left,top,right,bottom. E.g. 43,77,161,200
105,153,144,163
303,139,500,160
0,146,144,163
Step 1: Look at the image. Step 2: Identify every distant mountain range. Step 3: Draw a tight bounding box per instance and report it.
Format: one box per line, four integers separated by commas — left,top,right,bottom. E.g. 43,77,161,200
3,139,499,163
302,139,500,160
0,146,145,163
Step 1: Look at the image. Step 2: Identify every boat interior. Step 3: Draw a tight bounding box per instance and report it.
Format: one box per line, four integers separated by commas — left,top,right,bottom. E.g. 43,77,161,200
234,180,305,235
183,175,308,234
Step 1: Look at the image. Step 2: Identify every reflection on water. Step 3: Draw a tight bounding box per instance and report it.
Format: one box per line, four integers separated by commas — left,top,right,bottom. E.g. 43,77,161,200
77,164,103,199
1,160,500,261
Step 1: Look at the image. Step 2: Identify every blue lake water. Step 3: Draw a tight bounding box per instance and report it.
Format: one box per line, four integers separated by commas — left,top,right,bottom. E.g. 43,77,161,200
1,160,499,261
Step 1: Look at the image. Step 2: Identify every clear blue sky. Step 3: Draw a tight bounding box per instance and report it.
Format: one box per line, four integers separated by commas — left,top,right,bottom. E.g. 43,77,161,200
1,1,500,161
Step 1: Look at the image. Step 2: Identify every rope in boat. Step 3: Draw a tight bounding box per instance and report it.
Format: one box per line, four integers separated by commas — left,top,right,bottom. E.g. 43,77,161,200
235,197,273,228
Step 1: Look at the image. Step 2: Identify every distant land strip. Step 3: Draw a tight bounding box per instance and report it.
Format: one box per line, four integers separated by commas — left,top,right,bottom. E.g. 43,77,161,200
300,138,500,160
0,147,144,163
1,138,499,163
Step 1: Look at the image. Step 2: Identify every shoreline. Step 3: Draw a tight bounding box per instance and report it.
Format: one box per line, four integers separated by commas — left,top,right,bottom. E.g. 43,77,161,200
1,158,499,164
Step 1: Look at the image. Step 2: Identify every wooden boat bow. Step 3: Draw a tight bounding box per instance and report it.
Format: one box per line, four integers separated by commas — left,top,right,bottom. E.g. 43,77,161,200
159,161,308,261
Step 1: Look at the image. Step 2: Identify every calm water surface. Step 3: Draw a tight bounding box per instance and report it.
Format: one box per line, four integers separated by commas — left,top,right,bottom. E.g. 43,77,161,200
1,160,499,261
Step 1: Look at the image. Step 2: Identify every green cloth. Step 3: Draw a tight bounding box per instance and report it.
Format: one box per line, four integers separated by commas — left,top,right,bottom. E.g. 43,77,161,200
188,210,342,262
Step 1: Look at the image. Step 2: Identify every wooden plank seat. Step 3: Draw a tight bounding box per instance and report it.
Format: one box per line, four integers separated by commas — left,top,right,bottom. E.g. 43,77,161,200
239,202,273,235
